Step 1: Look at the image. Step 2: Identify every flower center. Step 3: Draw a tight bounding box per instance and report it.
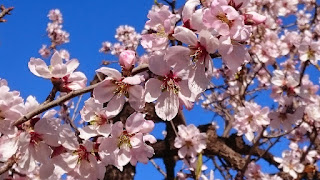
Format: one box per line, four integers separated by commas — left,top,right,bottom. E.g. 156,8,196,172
160,71,181,94
91,113,108,126
307,48,315,60
155,25,167,38
30,131,43,145
190,43,207,63
217,13,232,27
185,140,193,148
76,145,89,162
118,131,132,149
114,80,129,97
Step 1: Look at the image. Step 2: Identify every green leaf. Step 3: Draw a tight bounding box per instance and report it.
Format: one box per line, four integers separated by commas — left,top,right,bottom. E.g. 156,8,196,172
195,153,203,180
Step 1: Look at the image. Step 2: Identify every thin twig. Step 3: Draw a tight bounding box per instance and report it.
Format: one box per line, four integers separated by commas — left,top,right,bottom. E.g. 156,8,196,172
62,104,83,144
13,82,101,126
0,156,15,175
150,159,167,178
241,127,265,173
170,120,178,137
0,5,14,23
72,95,83,121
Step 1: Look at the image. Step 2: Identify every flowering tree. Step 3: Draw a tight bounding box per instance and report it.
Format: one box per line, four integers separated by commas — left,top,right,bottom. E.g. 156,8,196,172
1,0,320,179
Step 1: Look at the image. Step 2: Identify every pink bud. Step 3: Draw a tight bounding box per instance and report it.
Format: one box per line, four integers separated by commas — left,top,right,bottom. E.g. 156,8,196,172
244,12,266,25
119,50,136,70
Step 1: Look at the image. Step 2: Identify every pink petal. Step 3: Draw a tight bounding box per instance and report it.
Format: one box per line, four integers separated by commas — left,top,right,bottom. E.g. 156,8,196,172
126,112,145,134
173,26,198,46
165,46,190,70
66,59,80,74
66,71,87,90
50,51,63,66
155,91,179,121
111,122,124,137
96,67,122,80
117,148,131,167
51,63,67,78
182,0,200,22
93,78,117,103
79,126,98,140
149,53,170,76
122,75,143,85
128,85,145,111
199,30,219,53
145,78,162,102
28,58,51,78
97,123,112,137
105,95,125,117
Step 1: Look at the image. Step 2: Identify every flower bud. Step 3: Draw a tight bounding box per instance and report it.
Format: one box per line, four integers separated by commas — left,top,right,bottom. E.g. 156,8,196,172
119,50,136,70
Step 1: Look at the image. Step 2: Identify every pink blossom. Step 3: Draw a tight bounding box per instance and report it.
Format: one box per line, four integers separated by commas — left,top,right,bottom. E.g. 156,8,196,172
59,49,70,61
244,12,267,25
274,150,304,179
29,52,87,91
174,124,207,158
52,140,105,180
115,25,141,50
99,41,112,53
270,70,299,100
48,9,63,23
218,35,250,75
298,38,320,65
244,162,265,180
93,67,145,116
203,0,241,36
141,5,179,51
78,98,112,140
145,53,194,121
38,45,51,58
119,50,136,70
269,106,304,132
181,0,207,31
170,26,219,95
58,71,87,92
99,113,155,170
0,80,24,135
28,51,79,79
233,101,270,142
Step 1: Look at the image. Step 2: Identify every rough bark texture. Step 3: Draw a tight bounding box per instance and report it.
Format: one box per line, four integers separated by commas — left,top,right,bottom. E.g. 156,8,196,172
104,164,135,180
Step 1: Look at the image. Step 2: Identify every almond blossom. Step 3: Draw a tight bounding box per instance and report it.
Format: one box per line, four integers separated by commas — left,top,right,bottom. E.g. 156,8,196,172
28,51,87,91
28,51,78,79
144,53,195,121
169,26,219,96
174,124,207,158
274,150,304,179
78,98,112,140
233,101,270,142
203,0,241,36
99,112,156,170
141,5,179,52
93,67,145,116
0,79,24,135
119,50,136,71
298,37,320,65
52,140,105,180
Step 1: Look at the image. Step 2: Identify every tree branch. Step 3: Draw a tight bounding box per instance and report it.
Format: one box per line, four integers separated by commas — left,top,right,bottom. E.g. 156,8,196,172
13,82,101,126
0,5,14,23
